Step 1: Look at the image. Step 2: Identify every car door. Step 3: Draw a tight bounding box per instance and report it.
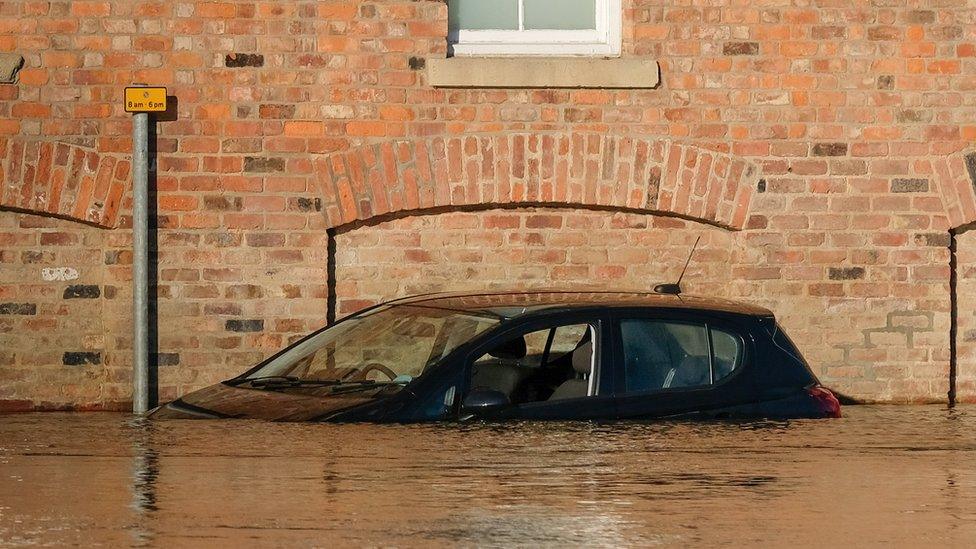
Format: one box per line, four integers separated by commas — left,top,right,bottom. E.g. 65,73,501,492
458,312,616,420
610,310,756,419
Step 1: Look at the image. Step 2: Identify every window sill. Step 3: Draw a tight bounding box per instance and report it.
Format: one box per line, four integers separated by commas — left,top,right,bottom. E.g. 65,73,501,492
426,57,660,89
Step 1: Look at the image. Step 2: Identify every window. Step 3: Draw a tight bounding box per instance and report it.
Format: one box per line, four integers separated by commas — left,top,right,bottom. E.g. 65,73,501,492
468,323,596,404
620,321,742,393
245,306,499,384
447,0,622,57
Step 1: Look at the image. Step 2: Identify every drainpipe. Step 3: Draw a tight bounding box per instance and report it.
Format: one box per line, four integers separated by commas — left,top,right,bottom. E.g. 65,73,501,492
131,111,150,414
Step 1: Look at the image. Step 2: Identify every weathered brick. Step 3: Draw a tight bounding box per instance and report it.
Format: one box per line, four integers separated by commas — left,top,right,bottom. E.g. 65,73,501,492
39,232,79,245
246,233,286,247
0,303,37,315
203,196,243,211
895,109,929,123
525,215,563,229
901,10,935,24
868,26,901,41
21,251,55,263
225,284,263,299
913,233,950,247
723,41,758,55
812,143,848,157
828,267,866,280
63,285,100,299
258,104,296,119
226,319,264,332
811,26,845,39
243,156,285,173
62,352,101,366
206,303,243,316
224,53,264,68
291,197,322,212
890,178,929,193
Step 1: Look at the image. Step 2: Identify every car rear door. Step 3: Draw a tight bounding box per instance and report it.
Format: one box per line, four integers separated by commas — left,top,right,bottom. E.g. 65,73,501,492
609,309,757,419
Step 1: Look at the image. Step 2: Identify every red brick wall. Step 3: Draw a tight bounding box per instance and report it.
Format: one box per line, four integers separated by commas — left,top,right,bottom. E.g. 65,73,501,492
335,209,735,314
2,1,976,408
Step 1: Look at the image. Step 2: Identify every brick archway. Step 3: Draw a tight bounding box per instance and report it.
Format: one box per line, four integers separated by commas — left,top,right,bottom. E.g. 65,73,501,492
0,139,128,228
313,133,762,231
937,149,976,230
939,148,976,403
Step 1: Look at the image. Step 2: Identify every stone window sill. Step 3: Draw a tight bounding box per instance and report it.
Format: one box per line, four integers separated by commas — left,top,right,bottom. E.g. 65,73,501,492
426,57,660,89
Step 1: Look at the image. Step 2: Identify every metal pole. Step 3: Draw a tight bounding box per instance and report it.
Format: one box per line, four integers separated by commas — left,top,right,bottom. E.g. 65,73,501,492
132,112,149,414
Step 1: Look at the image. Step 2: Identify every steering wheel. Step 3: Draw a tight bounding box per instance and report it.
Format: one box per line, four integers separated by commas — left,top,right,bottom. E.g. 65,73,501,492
354,362,398,381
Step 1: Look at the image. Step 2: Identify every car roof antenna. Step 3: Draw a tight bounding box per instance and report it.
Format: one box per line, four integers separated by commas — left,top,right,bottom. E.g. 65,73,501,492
653,234,701,296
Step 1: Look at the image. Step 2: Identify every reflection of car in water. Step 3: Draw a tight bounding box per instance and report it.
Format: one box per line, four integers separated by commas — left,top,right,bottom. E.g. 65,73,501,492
149,291,841,422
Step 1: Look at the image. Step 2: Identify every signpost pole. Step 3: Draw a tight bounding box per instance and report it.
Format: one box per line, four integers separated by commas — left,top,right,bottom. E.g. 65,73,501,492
131,111,150,414
124,85,165,415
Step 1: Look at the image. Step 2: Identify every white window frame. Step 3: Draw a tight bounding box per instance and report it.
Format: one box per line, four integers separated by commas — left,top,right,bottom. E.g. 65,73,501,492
449,0,622,57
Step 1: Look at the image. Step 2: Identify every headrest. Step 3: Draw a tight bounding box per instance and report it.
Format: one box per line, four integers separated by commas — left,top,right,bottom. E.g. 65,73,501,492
488,336,527,360
572,340,592,375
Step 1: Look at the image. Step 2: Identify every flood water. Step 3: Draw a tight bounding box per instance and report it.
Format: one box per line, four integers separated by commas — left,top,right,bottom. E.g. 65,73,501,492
1,406,974,547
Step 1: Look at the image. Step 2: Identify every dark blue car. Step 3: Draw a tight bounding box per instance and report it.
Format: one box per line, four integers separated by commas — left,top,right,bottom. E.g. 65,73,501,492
149,291,841,421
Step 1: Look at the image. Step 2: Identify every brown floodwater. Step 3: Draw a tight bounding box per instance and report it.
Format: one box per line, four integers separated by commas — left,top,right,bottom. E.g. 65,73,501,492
1,405,974,547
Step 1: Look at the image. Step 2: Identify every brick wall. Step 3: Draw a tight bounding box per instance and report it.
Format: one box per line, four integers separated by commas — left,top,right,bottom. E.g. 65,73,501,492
956,229,976,400
335,209,735,314
2,0,976,408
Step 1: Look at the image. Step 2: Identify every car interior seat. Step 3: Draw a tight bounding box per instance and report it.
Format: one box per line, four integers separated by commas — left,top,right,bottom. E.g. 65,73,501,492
469,336,531,399
547,340,592,400
671,354,711,388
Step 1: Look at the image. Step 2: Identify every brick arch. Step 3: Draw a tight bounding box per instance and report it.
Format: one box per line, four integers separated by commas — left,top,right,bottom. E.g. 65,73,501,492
0,139,128,228
313,133,761,231
936,148,976,230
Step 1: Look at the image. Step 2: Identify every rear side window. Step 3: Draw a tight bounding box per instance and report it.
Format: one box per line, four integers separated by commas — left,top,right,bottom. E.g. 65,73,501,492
619,320,742,393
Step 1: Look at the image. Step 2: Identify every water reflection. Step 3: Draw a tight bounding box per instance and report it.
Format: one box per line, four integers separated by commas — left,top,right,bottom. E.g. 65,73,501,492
129,417,159,547
0,406,974,546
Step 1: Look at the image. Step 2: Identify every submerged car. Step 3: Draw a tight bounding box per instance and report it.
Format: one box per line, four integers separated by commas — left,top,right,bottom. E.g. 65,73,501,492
150,291,841,422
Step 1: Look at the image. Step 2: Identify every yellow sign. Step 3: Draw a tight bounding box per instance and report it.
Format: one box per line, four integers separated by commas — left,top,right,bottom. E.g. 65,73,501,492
124,87,167,113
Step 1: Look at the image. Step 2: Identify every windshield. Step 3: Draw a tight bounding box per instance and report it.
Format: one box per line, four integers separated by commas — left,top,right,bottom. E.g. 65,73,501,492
241,304,500,386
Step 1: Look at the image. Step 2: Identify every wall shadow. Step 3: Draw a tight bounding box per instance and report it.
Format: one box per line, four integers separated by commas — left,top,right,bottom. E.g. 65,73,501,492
146,118,159,408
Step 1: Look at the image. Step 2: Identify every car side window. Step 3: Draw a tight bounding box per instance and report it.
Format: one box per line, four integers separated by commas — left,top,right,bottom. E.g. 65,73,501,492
710,327,740,381
620,320,741,393
469,323,595,404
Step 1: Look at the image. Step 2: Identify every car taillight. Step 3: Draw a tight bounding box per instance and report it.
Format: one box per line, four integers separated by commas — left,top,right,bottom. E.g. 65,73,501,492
807,386,841,418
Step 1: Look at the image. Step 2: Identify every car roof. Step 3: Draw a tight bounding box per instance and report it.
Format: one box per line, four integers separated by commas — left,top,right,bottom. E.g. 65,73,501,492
390,290,774,319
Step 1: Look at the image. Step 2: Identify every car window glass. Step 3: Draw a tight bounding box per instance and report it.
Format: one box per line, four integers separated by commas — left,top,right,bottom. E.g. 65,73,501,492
469,323,594,404
620,320,741,393
549,324,589,358
710,327,740,381
621,321,708,391
249,306,499,384
522,329,551,364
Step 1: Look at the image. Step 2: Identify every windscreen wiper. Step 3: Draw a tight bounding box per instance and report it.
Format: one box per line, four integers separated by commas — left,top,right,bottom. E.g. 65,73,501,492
328,380,403,394
239,376,407,391
240,376,345,389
